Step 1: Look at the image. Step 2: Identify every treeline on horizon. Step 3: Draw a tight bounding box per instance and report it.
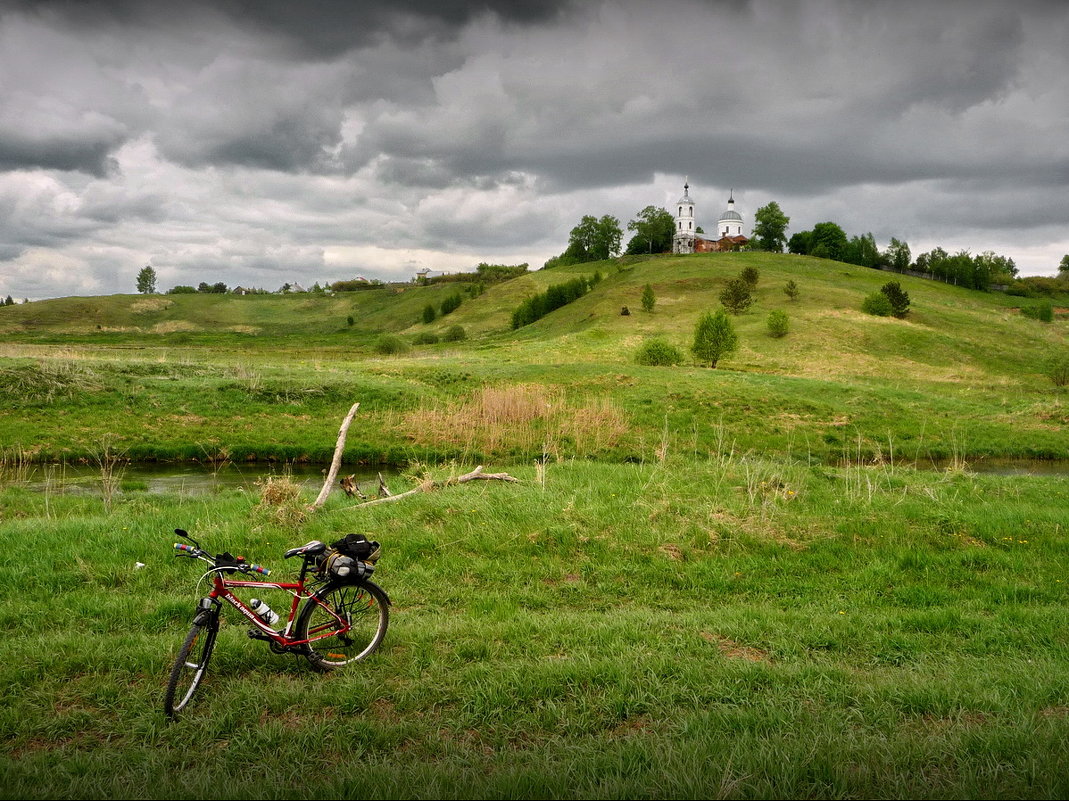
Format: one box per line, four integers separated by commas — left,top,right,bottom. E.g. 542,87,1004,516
541,203,1069,299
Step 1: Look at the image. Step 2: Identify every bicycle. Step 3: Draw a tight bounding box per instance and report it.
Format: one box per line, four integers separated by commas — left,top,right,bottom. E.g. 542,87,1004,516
164,528,389,717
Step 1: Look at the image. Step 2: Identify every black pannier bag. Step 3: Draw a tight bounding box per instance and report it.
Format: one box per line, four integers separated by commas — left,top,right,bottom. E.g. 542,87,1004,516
315,534,381,582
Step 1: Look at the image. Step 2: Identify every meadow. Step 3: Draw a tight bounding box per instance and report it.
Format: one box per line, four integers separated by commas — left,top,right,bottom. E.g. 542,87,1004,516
1,252,1067,798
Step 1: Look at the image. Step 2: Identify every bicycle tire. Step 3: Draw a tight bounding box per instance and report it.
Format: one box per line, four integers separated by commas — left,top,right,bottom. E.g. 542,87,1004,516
163,619,217,716
296,581,388,672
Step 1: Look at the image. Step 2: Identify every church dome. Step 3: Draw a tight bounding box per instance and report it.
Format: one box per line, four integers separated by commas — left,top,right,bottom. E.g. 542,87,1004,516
719,209,742,221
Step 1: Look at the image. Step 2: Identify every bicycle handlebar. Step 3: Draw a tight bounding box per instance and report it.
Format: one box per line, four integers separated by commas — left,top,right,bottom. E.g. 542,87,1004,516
172,543,271,576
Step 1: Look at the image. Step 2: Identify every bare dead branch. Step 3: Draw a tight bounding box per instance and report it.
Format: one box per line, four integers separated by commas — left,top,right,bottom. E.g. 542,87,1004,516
309,402,360,510
354,465,520,508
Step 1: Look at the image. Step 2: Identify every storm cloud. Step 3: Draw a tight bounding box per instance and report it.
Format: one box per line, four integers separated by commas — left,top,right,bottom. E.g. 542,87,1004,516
1,0,1067,298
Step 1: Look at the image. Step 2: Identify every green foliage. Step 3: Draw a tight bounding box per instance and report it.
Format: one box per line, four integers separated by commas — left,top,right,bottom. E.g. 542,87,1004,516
641,283,656,313
330,279,381,291
691,309,738,368
810,222,848,261
422,304,437,324
346,315,354,327
880,281,911,318
166,286,197,294
751,200,790,252
634,337,683,366
443,324,467,342
3,295,12,306
440,293,462,316
913,248,1017,291
374,334,410,355
843,232,880,268
555,214,622,265
784,279,800,301
719,277,753,314
197,282,227,294
1060,254,1069,275
626,206,675,254
135,265,156,294
1021,301,1054,322
413,331,440,345
766,309,790,338
740,266,760,288
885,237,911,271
862,292,893,316
1047,353,1069,386
512,275,592,329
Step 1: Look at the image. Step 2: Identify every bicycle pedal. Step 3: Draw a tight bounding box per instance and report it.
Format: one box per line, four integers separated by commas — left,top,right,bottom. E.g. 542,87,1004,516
247,628,274,642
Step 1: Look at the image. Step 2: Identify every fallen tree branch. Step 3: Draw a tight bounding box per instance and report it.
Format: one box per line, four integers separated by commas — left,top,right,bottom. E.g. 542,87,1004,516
309,402,360,510
355,465,520,508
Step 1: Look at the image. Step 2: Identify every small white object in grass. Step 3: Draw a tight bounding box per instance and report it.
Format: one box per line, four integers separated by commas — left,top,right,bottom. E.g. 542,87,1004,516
134,562,146,569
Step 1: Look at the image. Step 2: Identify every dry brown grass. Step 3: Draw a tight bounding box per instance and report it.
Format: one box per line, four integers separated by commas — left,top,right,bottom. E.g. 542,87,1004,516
400,383,630,458
255,474,307,527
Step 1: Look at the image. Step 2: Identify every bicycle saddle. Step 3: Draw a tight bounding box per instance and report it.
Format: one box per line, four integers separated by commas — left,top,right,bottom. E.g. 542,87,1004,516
284,540,327,559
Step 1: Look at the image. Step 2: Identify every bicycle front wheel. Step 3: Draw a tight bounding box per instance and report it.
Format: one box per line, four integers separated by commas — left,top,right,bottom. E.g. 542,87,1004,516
297,581,388,672
164,620,217,717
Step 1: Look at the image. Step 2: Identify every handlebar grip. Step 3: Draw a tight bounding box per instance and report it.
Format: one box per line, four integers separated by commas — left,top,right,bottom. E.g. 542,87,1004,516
174,543,194,552
250,564,271,576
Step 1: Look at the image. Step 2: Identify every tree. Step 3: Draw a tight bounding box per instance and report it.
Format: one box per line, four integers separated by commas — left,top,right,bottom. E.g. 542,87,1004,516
167,285,196,294
880,281,910,318
422,304,437,324
885,238,911,272
626,206,675,254
564,214,622,263
719,277,753,314
641,283,656,313
691,310,738,368
136,265,157,294
4,295,12,306
1060,255,1069,276
784,280,800,301
740,266,760,288
751,201,790,252
766,310,790,338
843,233,879,268
787,231,812,255
809,222,848,261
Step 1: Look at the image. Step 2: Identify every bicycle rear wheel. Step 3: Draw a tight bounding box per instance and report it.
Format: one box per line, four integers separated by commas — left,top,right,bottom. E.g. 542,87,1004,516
297,581,388,672
164,620,217,716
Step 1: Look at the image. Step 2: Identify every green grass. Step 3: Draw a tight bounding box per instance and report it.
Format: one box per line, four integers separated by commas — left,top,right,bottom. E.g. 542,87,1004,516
1,460,1068,798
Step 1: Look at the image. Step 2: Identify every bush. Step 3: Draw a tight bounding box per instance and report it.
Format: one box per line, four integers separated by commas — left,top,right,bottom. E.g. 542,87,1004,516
719,278,753,314
1021,302,1054,322
443,325,467,342
167,285,197,294
880,281,911,317
374,334,410,355
346,316,354,327
766,310,790,338
691,309,738,368
784,279,799,301
440,293,462,316
422,304,437,324
1048,353,1069,387
862,292,893,316
740,266,760,288
635,338,684,366
413,332,439,345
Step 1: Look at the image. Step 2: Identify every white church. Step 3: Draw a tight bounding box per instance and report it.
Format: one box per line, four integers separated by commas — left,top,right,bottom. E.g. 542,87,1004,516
672,180,749,254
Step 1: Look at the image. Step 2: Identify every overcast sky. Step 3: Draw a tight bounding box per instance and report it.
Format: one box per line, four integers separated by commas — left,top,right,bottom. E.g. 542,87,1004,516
1,0,1067,298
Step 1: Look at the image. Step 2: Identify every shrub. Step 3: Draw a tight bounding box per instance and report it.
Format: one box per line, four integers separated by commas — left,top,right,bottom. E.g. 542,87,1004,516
167,285,197,294
346,316,354,327
862,292,893,316
374,334,410,355
784,279,800,301
413,332,439,345
440,293,462,316
740,266,760,288
1048,353,1069,387
691,309,738,368
719,278,753,314
766,310,790,338
641,284,656,313
1021,302,1054,322
880,281,911,317
635,338,683,366
443,325,467,342
422,304,437,324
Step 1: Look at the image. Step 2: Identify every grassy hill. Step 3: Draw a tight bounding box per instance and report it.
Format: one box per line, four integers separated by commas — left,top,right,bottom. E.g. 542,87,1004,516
1,253,1066,463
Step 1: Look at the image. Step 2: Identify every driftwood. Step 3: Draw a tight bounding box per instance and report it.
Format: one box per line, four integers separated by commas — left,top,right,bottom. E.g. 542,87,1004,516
309,402,360,510
356,465,519,508
309,402,519,510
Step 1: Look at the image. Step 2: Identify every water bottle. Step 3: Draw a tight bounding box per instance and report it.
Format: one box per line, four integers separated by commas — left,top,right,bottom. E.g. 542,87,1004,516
249,598,280,627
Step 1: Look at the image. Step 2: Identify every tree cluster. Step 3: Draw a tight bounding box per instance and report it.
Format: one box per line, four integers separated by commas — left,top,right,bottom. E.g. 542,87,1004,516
625,206,675,255
913,248,1017,291
511,274,597,329
545,216,622,268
